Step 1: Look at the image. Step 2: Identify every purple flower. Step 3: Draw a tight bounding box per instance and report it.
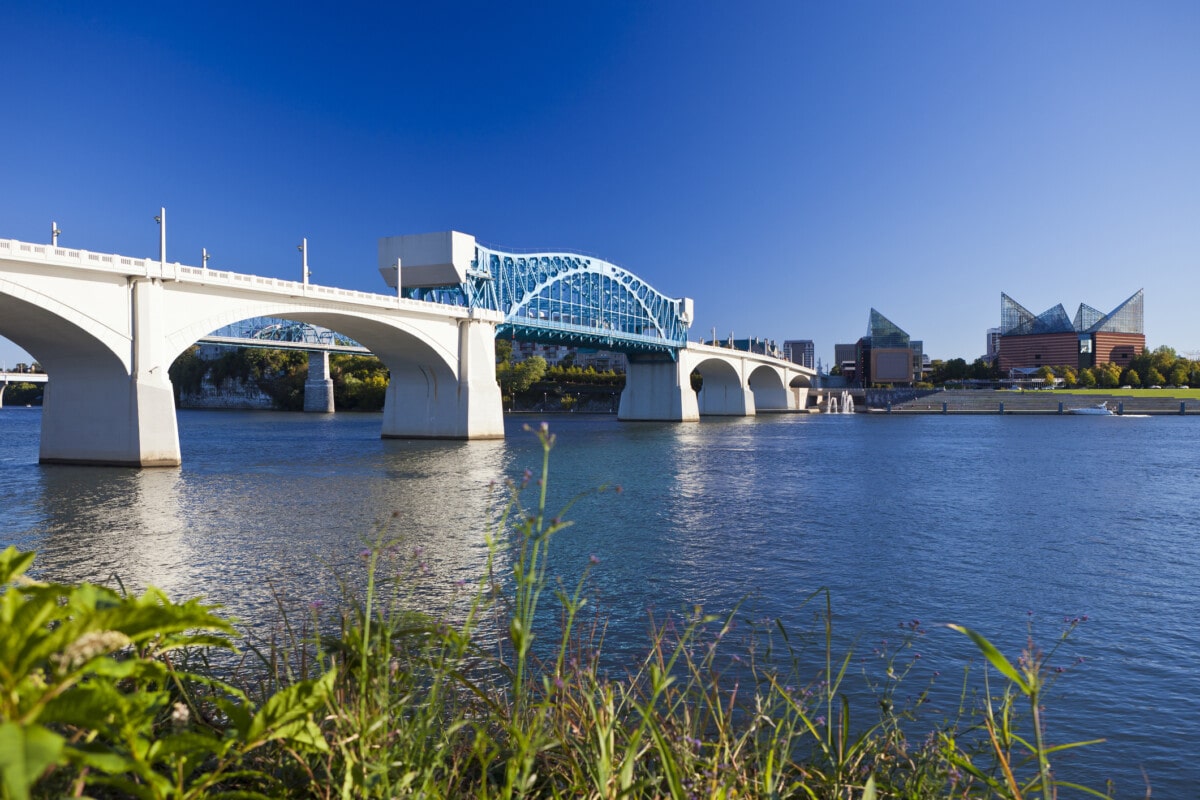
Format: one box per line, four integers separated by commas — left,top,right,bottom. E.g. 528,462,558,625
589,554,600,565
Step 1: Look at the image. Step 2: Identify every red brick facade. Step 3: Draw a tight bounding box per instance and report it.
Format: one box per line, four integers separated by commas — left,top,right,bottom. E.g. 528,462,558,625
1093,332,1144,370
997,333,1078,372
999,331,1145,371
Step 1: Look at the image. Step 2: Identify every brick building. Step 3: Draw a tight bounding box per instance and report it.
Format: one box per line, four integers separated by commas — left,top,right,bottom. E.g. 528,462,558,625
997,290,1144,373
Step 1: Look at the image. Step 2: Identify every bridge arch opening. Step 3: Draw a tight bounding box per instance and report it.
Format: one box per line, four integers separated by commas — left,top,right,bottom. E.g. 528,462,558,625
747,364,788,411
172,306,496,440
691,357,749,416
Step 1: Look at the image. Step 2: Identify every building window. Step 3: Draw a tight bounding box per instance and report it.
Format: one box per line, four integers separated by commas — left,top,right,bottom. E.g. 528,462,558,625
1080,338,1092,354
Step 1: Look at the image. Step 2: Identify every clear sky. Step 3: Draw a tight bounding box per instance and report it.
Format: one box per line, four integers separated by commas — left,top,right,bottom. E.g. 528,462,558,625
3,1,1199,369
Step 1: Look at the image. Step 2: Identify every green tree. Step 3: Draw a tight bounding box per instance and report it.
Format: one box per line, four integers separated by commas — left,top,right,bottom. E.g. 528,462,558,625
970,357,997,380
1036,365,1056,386
1170,365,1189,386
1122,368,1141,388
942,358,969,382
1060,366,1077,388
498,356,547,399
495,339,513,365
1146,367,1165,387
1078,368,1097,388
1150,345,1178,375
1097,364,1121,388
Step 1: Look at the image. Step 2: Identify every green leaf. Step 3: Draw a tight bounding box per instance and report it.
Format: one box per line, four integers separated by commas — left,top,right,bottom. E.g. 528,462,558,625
0,547,36,586
947,623,1030,693
0,722,65,800
244,670,335,746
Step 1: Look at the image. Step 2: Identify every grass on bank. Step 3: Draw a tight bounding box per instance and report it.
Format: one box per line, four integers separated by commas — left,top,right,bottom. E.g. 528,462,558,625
1047,387,1200,399
0,424,1116,799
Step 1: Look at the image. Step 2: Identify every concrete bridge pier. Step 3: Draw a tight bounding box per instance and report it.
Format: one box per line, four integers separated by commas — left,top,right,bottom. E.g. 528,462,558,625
698,374,755,416
303,351,335,413
617,356,700,421
39,280,182,467
40,370,180,467
381,313,504,439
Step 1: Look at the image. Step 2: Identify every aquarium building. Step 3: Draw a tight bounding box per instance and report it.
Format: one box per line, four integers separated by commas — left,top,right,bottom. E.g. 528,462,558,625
996,290,1144,373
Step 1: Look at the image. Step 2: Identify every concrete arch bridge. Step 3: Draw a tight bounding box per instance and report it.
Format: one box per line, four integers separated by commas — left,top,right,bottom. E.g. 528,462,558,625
0,229,813,466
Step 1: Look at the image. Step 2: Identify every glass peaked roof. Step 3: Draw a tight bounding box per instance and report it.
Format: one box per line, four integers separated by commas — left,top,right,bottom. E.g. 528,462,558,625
1000,290,1143,336
1073,304,1104,332
867,308,910,348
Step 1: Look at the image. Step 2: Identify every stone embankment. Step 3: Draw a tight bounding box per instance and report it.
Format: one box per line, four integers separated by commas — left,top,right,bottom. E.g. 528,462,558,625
882,389,1197,415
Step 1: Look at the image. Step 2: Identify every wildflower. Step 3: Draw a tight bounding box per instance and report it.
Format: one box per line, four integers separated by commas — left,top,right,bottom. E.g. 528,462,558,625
589,554,600,565
51,630,132,671
359,549,371,558
171,702,190,729
309,600,324,610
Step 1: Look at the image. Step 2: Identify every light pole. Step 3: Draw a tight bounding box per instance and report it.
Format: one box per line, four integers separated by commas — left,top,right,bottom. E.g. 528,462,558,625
298,238,309,284
51,221,61,247
154,208,166,264
202,248,210,270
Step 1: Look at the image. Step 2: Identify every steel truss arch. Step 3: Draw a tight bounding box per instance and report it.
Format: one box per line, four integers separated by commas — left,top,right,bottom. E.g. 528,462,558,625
476,246,689,353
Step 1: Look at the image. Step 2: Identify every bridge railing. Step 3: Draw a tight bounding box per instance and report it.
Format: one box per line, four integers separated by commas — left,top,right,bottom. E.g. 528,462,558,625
0,239,503,321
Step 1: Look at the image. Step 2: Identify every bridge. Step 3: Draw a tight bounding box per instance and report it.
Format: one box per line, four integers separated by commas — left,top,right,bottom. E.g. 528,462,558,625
0,227,814,466
0,371,47,408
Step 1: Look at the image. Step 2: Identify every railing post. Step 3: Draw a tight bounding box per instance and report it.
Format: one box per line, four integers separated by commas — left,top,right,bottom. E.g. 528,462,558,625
999,401,1004,414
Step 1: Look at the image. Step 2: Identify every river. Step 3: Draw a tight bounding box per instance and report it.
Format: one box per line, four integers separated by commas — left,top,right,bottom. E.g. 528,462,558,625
2,407,1197,796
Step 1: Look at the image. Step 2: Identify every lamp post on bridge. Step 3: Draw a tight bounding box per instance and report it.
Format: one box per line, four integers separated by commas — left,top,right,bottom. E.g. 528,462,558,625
298,238,311,285
202,248,210,271
51,221,61,247
154,208,166,264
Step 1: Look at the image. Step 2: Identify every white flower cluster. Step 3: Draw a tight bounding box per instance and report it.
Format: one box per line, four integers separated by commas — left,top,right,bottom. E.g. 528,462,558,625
51,630,133,671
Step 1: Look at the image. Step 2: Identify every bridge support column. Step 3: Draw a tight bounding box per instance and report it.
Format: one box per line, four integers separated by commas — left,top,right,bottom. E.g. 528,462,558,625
381,313,503,439
617,357,699,422
698,382,755,416
303,351,335,413
40,279,181,467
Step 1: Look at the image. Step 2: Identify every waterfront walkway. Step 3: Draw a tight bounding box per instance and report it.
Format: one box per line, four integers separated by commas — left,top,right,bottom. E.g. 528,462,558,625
882,389,1198,415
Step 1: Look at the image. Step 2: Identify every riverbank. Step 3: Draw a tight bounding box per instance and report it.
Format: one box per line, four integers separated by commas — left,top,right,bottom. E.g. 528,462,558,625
879,388,1199,414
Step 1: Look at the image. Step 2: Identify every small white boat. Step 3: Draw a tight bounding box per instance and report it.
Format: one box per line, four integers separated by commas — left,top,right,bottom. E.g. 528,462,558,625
1068,402,1113,415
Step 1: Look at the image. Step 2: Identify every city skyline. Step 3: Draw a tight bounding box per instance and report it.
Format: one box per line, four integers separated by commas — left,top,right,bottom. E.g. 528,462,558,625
3,1,1199,368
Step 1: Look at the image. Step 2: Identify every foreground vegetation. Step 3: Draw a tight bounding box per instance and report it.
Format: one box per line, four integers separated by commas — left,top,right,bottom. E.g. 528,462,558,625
1,427,1115,799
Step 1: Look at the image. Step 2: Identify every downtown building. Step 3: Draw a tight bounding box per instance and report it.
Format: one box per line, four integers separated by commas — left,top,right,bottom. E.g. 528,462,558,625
997,290,1144,373
782,339,815,369
835,309,923,385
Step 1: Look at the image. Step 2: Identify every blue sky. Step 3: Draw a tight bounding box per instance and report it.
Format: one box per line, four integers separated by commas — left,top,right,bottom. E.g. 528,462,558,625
3,1,1199,369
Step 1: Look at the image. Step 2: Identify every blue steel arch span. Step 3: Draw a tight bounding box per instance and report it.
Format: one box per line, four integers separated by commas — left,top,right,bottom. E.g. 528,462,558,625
387,234,692,356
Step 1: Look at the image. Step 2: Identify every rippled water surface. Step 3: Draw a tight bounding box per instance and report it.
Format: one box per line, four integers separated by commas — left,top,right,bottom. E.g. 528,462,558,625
2,407,1198,795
